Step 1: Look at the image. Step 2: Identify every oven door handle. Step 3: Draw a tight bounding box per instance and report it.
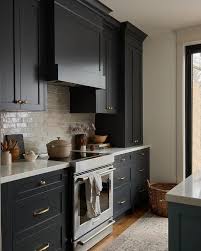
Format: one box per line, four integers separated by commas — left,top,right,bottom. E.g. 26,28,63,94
77,168,116,182
77,220,115,246
99,167,116,176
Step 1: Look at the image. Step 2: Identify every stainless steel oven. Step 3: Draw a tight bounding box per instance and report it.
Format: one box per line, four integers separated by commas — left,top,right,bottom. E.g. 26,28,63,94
73,164,115,242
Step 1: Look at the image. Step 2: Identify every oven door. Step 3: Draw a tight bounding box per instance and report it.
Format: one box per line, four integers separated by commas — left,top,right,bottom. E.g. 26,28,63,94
73,165,114,241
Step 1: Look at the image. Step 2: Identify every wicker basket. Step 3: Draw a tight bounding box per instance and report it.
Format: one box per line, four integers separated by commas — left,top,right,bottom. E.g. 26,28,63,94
147,180,176,217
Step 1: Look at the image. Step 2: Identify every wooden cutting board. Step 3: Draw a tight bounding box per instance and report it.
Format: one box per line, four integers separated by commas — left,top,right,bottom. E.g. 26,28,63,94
5,134,25,158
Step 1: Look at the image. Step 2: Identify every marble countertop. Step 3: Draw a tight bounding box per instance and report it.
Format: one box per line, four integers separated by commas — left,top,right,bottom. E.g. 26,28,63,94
166,170,201,207
0,145,150,184
85,145,150,156
1,159,69,184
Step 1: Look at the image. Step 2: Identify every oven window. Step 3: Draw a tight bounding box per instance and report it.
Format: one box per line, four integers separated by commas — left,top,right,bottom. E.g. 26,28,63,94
78,174,110,225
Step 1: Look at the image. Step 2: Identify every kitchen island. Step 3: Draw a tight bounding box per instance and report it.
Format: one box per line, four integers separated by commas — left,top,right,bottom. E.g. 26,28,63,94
167,170,201,251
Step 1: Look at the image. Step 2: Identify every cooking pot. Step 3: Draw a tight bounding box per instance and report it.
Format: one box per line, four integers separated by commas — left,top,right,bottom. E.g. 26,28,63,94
46,137,72,158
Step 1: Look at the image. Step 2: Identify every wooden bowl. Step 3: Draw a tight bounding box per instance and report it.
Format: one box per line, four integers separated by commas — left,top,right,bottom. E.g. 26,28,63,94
94,135,108,144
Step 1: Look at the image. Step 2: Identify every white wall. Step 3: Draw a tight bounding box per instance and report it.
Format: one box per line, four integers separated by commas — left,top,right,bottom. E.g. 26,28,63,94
143,32,177,183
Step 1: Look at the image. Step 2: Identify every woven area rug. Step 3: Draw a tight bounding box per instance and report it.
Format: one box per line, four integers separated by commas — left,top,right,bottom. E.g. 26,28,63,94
103,212,168,251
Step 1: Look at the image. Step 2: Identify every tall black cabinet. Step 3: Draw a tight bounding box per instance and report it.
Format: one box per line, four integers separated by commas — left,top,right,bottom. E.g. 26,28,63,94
96,22,147,147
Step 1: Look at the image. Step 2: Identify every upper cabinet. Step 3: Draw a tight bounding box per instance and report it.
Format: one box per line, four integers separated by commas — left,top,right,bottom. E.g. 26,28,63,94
96,22,120,114
70,19,120,114
123,23,146,146
0,0,46,111
45,0,105,89
96,22,147,147
0,0,18,110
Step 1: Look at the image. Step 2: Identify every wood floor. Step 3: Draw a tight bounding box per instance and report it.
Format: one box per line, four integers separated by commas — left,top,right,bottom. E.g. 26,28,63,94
90,208,148,251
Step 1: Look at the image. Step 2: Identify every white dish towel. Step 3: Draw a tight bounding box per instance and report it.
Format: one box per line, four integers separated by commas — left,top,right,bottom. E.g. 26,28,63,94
85,172,103,219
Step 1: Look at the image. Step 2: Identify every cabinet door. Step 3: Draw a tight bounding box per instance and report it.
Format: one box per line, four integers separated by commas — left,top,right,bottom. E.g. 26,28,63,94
0,0,21,110
125,43,134,146
132,48,143,145
96,28,119,114
125,42,143,146
54,2,105,89
15,0,46,110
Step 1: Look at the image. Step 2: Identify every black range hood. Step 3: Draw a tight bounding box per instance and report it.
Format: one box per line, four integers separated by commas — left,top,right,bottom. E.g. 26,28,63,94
45,0,106,89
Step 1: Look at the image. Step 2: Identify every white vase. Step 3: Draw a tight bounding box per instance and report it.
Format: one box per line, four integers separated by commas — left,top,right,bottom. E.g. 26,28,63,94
1,151,12,166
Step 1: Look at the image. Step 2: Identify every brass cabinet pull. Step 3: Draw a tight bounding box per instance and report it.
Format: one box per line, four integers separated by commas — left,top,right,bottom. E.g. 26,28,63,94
139,189,146,193
15,99,23,104
35,243,50,251
39,180,46,186
33,207,50,216
139,169,144,172
118,200,126,205
119,177,126,180
23,100,28,104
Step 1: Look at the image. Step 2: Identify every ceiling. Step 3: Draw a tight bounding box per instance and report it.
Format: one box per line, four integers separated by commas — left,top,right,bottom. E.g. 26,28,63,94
99,0,201,35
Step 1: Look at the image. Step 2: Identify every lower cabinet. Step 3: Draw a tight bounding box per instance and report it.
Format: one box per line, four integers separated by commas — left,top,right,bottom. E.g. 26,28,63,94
14,222,64,251
113,148,150,219
168,202,201,251
131,149,150,210
1,169,67,251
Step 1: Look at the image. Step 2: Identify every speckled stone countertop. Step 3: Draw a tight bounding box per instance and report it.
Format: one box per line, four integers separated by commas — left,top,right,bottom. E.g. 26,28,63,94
166,170,201,207
1,159,69,184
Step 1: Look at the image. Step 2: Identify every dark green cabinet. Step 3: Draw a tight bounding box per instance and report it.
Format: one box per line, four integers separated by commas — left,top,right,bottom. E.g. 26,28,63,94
1,169,67,251
113,148,150,219
0,0,46,111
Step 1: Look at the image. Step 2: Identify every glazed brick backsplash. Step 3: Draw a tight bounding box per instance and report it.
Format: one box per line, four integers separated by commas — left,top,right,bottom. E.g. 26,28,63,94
0,85,95,153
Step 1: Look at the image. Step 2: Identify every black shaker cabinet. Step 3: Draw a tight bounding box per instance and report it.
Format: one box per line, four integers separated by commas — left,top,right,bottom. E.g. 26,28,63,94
70,19,120,114
96,22,120,114
96,22,147,147
113,148,150,219
0,0,46,111
0,0,19,110
1,169,67,251
130,149,150,211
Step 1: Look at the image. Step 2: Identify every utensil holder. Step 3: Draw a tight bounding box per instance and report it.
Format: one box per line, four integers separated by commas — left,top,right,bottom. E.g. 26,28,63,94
1,151,12,165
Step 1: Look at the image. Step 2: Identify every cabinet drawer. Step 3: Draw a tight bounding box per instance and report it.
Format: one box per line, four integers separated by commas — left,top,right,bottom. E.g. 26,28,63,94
13,169,65,199
14,222,63,251
114,167,130,189
14,187,63,233
114,153,131,168
113,184,131,218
